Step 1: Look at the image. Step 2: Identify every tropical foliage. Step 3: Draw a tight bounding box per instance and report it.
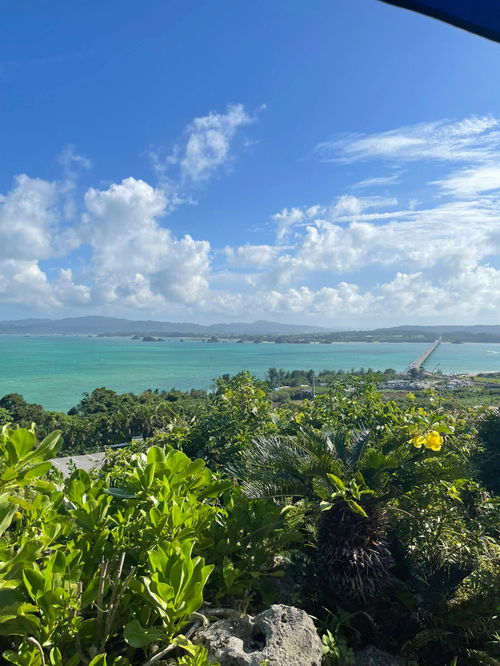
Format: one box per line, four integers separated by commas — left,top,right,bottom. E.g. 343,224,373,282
0,374,498,665
0,427,232,664
0,388,208,455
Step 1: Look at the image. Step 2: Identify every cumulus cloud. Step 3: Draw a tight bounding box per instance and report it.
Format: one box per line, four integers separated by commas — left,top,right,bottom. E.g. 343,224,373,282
172,104,254,183
258,283,371,315
53,268,91,305
0,259,59,308
272,205,324,242
148,103,256,214
206,259,500,322
0,174,88,309
330,195,398,219
224,244,278,269
82,177,211,306
0,175,60,261
378,266,500,319
0,173,212,312
201,282,372,318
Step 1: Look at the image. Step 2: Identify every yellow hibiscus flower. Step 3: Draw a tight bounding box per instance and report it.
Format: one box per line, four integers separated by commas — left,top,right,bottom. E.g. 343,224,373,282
424,430,443,451
409,434,426,448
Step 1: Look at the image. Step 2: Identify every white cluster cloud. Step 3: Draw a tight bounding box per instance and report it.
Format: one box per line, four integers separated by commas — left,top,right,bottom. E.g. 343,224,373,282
330,194,398,219
272,205,323,242
0,113,499,325
224,244,278,269
176,104,253,183
82,177,210,307
0,174,213,312
199,282,372,318
0,174,85,308
0,175,59,261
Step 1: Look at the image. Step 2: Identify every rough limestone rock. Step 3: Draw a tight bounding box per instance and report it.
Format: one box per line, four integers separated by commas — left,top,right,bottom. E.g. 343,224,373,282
195,604,323,666
355,646,405,666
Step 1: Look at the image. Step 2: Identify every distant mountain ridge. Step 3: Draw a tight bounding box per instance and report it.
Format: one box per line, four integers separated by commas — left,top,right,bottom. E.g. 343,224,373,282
0,318,498,339
0,316,327,336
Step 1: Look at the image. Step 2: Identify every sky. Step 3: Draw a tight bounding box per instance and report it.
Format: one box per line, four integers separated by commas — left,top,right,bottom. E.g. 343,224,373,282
1,0,500,327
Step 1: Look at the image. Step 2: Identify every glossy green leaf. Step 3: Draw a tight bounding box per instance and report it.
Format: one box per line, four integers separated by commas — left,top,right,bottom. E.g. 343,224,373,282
0,494,17,536
105,487,136,499
327,473,346,493
9,428,37,462
24,461,52,480
347,500,368,518
88,656,108,666
124,618,167,648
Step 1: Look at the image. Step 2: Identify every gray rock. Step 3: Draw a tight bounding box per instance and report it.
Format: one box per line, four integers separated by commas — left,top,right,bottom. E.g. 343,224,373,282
355,646,405,666
196,604,323,666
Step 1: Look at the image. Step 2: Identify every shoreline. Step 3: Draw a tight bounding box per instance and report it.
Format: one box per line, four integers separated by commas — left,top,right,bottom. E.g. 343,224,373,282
1,332,500,344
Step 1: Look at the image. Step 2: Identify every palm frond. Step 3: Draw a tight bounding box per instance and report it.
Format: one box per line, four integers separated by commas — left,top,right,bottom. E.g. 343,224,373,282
241,477,310,500
345,428,370,469
228,428,377,504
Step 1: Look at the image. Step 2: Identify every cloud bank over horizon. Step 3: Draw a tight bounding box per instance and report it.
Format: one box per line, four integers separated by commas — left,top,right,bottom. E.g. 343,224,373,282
1,111,499,327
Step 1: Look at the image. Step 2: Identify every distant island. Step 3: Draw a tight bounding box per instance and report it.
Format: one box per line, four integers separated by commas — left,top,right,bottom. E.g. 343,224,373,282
0,317,499,343
245,324,500,344
0,316,326,336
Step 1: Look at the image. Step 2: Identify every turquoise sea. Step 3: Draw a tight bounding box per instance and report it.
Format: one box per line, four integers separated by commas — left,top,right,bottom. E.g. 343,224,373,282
0,335,499,412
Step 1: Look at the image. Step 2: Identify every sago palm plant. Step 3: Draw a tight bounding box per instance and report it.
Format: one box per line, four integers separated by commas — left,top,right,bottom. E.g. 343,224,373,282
229,425,470,608
229,428,394,606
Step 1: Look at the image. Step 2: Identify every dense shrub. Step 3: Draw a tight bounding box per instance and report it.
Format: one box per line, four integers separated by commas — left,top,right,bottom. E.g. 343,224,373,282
0,425,283,664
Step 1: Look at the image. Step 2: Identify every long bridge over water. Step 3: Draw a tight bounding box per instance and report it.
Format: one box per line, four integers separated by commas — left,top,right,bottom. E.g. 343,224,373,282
408,338,441,372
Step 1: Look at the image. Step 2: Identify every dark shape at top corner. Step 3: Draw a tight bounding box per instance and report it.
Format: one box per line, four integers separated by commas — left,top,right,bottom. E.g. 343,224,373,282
379,0,500,44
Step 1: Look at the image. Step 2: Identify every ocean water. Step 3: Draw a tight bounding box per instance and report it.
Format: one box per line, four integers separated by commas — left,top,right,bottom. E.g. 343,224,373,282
0,335,499,412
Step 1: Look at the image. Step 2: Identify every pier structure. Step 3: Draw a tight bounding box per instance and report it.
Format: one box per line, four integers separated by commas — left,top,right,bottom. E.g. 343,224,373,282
407,338,441,372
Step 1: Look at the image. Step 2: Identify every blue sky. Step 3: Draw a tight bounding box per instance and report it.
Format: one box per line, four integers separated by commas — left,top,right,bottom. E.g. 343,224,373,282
1,0,500,326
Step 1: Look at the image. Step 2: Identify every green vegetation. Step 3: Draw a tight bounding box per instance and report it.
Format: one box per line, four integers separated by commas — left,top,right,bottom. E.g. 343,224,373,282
0,371,498,664
232,326,500,344
0,367,497,457
471,372,500,385
0,388,208,456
